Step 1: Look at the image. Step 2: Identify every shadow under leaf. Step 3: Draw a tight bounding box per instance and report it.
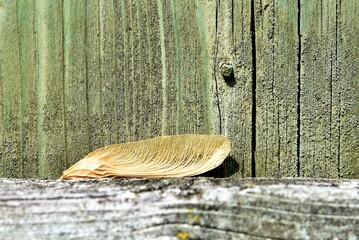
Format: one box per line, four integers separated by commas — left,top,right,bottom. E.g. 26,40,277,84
200,156,239,178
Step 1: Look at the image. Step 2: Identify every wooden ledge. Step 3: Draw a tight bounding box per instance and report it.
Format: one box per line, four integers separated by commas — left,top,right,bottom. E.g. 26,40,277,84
0,178,358,239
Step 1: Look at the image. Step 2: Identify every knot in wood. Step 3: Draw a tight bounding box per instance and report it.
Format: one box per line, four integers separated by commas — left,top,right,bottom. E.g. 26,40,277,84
219,61,233,77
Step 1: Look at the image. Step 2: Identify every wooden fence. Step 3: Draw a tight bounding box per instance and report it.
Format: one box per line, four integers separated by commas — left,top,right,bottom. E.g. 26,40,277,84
0,0,358,179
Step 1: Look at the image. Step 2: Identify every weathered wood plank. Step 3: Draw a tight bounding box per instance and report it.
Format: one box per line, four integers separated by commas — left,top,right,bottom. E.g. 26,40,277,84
17,0,39,178
133,1,150,139
212,0,253,178
160,0,177,135
255,0,299,177
119,0,152,141
0,178,358,239
0,24,2,177
63,0,89,167
99,0,117,146
338,0,359,178
136,1,152,140
145,0,163,137
300,0,339,178
86,0,103,152
113,0,126,143
0,0,22,178
0,0,358,179
36,0,66,178
195,0,218,136
300,0,359,179
171,0,212,135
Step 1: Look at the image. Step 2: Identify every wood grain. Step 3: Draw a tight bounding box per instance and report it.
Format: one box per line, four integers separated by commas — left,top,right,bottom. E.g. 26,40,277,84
300,0,359,178
17,0,39,178
337,0,359,178
0,178,358,239
86,0,103,152
0,0,358,178
210,0,253,178
255,0,299,177
36,0,67,178
63,0,89,167
300,0,339,178
0,0,22,178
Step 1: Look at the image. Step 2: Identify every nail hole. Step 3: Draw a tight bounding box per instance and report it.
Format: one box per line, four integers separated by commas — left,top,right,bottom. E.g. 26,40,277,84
223,72,236,87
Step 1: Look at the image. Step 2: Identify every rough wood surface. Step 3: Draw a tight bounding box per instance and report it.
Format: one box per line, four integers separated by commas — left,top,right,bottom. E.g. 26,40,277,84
336,1,359,178
254,0,299,178
0,0,22,178
36,0,67,178
299,0,359,178
212,0,253,178
0,1,358,179
0,178,358,239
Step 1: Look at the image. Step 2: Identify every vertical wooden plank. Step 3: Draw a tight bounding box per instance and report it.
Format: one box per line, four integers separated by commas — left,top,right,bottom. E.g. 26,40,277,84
136,1,152,139
300,0,338,177
0,0,22,178
160,0,177,135
86,0,103,152
99,0,117,146
17,0,39,178
157,0,169,135
113,0,125,143
120,0,136,142
338,0,359,178
212,0,253,178
132,1,145,139
198,0,222,137
0,19,2,177
232,0,253,177
146,0,163,137
255,0,299,177
120,0,154,141
194,0,214,134
169,0,212,134
63,0,89,167
36,0,66,178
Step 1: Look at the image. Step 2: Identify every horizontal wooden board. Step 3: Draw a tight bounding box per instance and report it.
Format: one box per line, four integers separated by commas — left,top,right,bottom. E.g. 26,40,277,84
0,178,358,239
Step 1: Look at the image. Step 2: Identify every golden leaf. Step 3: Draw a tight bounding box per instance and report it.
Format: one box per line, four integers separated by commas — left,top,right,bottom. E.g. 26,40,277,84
59,134,231,180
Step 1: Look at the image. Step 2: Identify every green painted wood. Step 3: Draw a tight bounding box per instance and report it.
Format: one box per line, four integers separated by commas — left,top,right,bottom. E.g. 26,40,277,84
86,0,103,152
300,0,359,178
137,1,153,139
211,0,253,178
0,0,358,179
99,0,117,146
113,0,126,143
255,0,299,177
64,0,89,167
0,0,22,178
173,0,212,135
160,0,177,135
18,0,39,178
143,0,163,138
300,0,339,177
337,0,359,178
36,0,66,178
120,0,149,141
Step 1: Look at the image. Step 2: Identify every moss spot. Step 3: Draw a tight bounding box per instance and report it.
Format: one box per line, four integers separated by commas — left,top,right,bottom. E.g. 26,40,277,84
192,215,200,222
176,232,189,240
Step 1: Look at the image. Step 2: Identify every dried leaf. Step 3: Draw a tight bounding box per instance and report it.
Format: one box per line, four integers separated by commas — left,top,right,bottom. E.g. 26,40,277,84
59,134,231,180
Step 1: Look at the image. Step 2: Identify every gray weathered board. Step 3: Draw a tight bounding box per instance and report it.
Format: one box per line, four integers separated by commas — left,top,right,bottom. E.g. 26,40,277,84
0,0,358,179
0,178,358,239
